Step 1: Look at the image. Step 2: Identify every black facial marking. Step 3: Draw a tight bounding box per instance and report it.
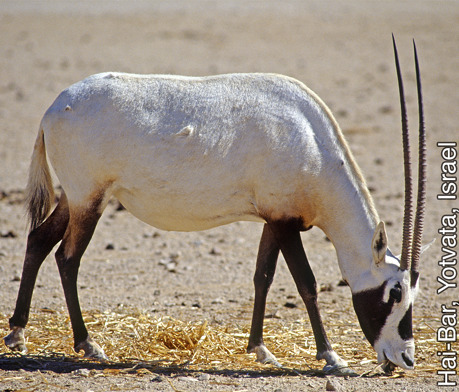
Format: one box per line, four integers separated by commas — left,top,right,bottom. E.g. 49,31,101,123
352,283,392,346
398,304,413,341
389,282,402,303
402,352,414,367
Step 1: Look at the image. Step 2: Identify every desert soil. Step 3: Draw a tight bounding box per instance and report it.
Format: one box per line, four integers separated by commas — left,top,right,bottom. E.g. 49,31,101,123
0,1,458,391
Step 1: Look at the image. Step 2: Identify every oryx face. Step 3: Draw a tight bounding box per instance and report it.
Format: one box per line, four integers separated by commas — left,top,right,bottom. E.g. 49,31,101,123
352,261,419,370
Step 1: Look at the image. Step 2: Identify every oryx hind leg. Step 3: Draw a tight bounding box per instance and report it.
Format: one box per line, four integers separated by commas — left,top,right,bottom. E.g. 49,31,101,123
247,224,281,366
268,220,354,375
5,194,70,353
54,192,108,360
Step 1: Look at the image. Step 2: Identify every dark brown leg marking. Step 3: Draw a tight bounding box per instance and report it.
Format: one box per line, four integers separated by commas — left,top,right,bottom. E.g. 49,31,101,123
267,220,334,356
247,224,280,358
9,195,69,330
266,219,352,373
55,203,102,356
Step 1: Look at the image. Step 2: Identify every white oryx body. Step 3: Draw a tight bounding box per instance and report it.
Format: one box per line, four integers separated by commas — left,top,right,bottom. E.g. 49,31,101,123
43,72,378,282
6,41,426,374
43,73,361,231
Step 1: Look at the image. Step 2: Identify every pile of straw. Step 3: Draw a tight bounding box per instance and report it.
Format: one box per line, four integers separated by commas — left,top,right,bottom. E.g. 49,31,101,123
0,307,440,376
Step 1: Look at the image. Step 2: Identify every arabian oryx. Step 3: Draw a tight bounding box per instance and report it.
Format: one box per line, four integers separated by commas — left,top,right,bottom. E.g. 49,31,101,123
5,37,426,374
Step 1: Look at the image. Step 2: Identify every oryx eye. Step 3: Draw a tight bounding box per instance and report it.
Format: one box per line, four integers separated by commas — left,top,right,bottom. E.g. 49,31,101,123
389,283,402,303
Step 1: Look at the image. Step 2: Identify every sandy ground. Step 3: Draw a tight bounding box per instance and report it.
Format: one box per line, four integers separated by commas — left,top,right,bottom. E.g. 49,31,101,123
0,1,458,391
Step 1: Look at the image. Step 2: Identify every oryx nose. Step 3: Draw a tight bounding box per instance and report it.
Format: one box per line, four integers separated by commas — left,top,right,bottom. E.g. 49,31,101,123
401,352,414,368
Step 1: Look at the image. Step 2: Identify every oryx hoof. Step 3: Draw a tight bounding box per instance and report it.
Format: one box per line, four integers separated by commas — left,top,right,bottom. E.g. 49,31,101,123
75,336,108,360
4,326,27,354
250,344,282,368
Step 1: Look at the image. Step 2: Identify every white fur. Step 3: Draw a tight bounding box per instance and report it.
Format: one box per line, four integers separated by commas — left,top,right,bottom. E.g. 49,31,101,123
42,73,366,231
45,75,289,225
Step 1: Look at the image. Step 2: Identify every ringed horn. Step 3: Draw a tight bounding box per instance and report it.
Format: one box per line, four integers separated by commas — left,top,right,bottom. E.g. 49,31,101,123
393,35,426,287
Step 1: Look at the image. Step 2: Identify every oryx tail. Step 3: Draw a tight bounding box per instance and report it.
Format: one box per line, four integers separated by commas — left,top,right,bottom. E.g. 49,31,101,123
25,128,54,232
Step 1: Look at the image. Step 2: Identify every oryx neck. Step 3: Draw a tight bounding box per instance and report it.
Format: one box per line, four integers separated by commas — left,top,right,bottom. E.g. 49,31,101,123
317,162,380,292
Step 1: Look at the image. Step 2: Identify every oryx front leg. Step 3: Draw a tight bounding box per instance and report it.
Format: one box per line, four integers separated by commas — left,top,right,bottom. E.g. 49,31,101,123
247,224,281,367
269,220,354,375
5,196,69,354
55,200,107,360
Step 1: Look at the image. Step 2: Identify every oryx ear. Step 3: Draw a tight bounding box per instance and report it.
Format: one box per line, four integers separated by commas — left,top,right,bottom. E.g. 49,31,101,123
372,221,388,265
395,238,435,259
421,238,436,254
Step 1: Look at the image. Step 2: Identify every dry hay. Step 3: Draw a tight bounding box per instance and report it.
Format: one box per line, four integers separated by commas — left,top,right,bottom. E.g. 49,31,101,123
0,307,442,377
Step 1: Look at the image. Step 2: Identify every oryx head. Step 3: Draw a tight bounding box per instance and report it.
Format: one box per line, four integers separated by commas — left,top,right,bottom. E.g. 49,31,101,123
352,37,426,371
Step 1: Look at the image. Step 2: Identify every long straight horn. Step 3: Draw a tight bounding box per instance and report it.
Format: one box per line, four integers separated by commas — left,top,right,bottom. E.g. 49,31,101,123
393,35,413,271
410,40,426,285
